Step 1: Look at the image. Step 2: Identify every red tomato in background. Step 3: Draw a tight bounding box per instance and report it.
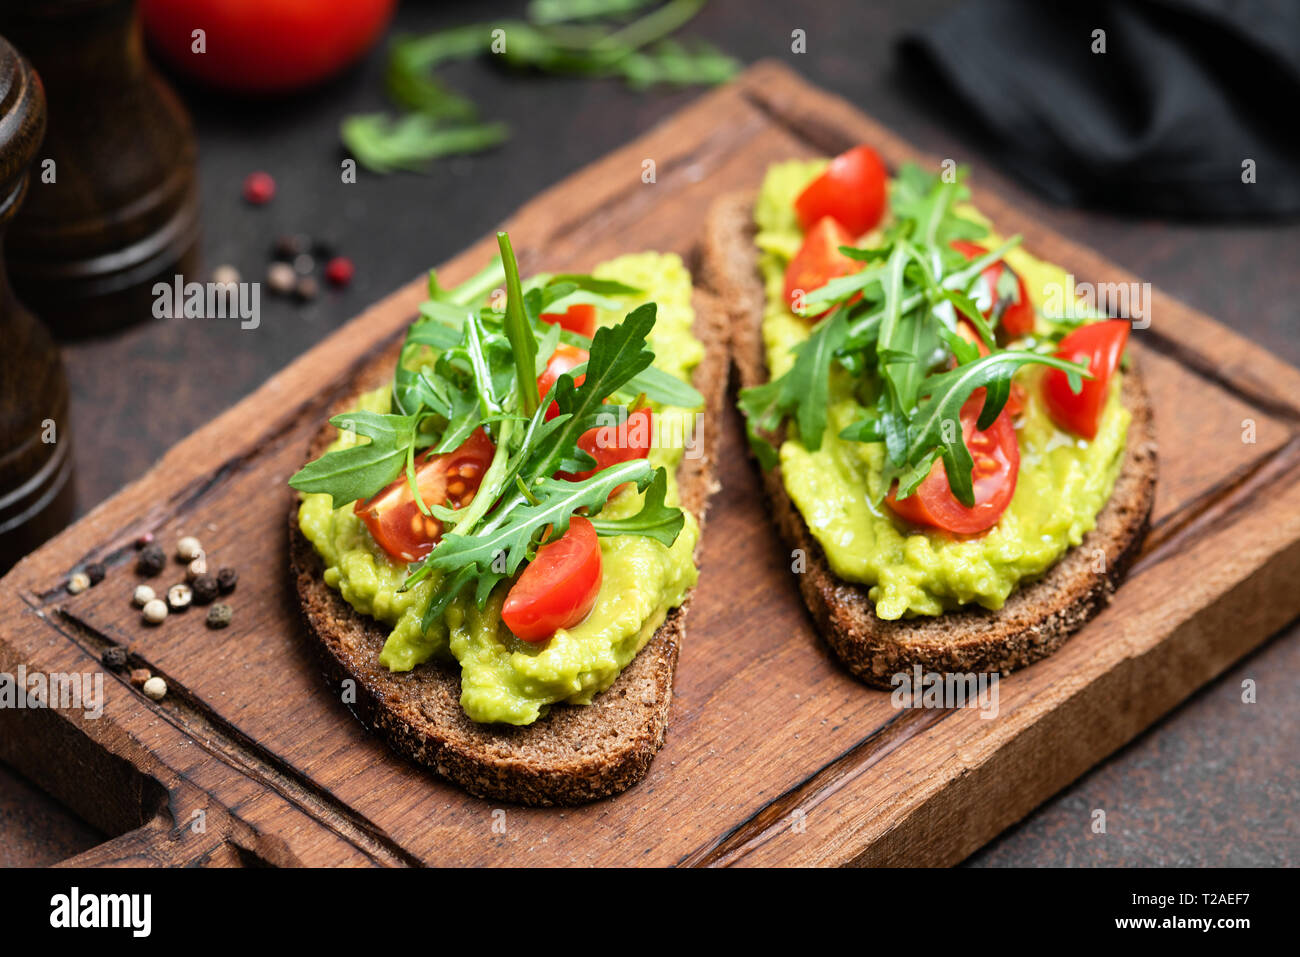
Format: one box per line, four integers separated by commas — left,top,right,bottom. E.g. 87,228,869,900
354,428,494,564
794,145,888,236
950,240,1036,339
502,517,603,642
1042,320,1130,440
141,0,396,94
885,392,1020,535
784,216,858,320
540,303,597,339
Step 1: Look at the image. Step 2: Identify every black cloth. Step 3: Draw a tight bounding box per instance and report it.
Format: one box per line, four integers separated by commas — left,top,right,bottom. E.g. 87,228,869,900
900,0,1300,218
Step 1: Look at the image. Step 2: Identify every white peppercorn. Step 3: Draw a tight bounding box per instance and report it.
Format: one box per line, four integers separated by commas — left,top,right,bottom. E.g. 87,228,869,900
142,676,167,701
66,572,91,594
167,583,192,610
186,555,208,580
133,584,156,607
142,599,168,624
176,536,203,561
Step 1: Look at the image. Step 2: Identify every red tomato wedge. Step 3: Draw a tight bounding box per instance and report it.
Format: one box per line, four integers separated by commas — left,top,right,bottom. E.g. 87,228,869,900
560,406,654,483
540,303,596,338
794,144,888,236
1042,320,1130,440
353,428,494,563
885,392,1020,534
784,216,859,320
502,516,603,642
537,343,588,420
950,240,1035,339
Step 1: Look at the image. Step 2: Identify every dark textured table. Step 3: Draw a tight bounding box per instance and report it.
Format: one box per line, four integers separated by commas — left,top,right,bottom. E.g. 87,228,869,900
2,0,1296,867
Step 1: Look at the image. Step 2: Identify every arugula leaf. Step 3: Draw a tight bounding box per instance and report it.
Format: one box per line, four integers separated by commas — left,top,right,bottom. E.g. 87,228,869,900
287,411,417,506
430,459,656,575
342,0,735,174
341,113,507,174
497,232,540,416
587,468,684,545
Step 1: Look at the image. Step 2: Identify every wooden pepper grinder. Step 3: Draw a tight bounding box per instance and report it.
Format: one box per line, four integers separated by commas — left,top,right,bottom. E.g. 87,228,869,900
0,0,200,338
0,36,75,574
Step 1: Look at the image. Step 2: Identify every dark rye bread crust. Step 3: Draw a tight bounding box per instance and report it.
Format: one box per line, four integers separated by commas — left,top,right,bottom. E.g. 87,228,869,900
289,289,727,806
701,191,1158,686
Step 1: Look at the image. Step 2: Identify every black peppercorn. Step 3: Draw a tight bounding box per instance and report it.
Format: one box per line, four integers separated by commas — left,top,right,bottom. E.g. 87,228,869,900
192,574,218,605
273,233,309,261
216,566,238,593
101,646,128,671
85,561,105,585
136,544,165,576
206,603,233,629
311,238,337,261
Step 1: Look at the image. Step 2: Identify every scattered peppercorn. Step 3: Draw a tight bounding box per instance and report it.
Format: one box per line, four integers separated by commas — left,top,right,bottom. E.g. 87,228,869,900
85,562,106,585
273,233,309,260
192,574,218,605
294,276,319,302
66,571,90,594
212,264,240,287
142,676,168,701
102,647,128,671
142,598,168,624
206,603,233,629
242,171,275,205
312,238,337,260
186,555,208,580
176,536,203,561
216,567,238,593
292,252,315,275
135,532,154,548
167,583,192,611
133,584,156,607
325,256,354,288
136,543,165,576
129,668,151,686
267,261,296,295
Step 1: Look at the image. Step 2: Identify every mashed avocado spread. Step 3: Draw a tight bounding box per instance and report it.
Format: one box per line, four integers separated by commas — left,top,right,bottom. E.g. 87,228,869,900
757,160,1130,619
298,252,703,725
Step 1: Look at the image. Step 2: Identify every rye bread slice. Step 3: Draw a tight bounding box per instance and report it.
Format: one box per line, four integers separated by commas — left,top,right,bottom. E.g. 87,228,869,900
700,191,1158,686
289,289,727,806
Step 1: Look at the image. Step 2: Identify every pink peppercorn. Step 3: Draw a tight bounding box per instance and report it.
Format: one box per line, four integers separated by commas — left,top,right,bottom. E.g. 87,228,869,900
324,256,354,288
242,171,275,205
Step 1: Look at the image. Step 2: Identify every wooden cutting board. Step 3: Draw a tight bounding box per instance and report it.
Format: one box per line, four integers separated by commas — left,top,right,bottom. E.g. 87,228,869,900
4,61,1299,867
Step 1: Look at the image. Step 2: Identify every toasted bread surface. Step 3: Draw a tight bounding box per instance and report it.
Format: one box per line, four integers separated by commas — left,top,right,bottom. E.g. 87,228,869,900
701,191,1158,686
289,289,727,806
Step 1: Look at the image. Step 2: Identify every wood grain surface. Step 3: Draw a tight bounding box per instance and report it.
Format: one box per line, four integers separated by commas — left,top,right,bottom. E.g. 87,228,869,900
2,62,1298,867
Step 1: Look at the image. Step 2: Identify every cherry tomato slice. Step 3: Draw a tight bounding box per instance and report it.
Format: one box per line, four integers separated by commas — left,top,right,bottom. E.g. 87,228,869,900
794,144,888,236
502,516,603,642
784,216,859,320
885,392,1020,535
950,240,1036,339
353,428,494,563
537,343,589,421
559,406,654,484
540,303,596,339
1042,319,1130,440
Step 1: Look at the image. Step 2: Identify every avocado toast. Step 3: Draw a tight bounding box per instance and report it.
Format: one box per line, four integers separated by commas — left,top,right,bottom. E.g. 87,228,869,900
290,237,725,805
702,150,1157,686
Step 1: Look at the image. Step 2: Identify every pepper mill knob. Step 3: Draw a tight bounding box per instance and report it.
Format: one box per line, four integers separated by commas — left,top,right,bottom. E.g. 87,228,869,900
0,35,75,574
